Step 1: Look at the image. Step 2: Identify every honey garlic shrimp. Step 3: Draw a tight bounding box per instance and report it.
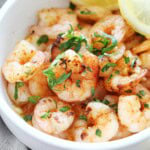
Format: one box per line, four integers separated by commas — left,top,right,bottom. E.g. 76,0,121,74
2,40,45,83
29,8,78,39
44,49,99,102
32,96,75,135
89,15,127,43
118,95,149,132
28,65,53,98
7,82,31,105
72,102,119,142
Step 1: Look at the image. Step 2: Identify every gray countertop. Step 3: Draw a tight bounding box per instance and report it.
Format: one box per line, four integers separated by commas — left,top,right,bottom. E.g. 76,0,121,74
0,1,28,150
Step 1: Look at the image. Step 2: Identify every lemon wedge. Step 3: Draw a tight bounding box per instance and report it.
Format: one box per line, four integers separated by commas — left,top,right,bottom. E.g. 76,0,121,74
118,0,150,38
71,0,118,10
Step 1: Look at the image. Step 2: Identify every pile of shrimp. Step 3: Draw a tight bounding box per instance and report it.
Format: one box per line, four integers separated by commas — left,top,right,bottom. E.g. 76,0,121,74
2,4,150,143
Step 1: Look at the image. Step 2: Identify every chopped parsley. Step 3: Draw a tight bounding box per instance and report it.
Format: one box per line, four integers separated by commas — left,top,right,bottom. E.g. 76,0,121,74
59,25,87,52
124,56,130,64
76,80,81,88
28,96,41,104
41,110,50,119
91,87,95,97
43,68,72,89
101,63,117,72
95,129,102,137
92,32,117,55
79,115,87,121
59,106,70,112
37,35,49,45
14,82,24,100
144,103,150,108
87,66,92,72
23,115,32,122
80,10,95,15
69,2,76,10
77,24,83,30
136,90,145,99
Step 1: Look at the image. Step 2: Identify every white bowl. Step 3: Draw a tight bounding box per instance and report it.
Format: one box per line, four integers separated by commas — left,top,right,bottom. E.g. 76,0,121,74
0,0,150,150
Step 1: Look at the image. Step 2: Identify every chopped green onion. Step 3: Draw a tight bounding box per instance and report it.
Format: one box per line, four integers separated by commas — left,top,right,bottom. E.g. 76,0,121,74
107,74,113,82
144,103,150,108
115,70,120,74
87,66,92,72
80,10,95,15
136,90,145,99
77,24,83,30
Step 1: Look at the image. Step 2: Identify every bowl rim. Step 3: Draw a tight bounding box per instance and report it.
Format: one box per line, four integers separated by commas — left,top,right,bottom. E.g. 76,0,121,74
0,0,150,150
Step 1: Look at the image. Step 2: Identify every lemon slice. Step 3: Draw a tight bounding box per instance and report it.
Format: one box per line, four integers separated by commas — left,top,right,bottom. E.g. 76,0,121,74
118,0,150,38
71,0,118,10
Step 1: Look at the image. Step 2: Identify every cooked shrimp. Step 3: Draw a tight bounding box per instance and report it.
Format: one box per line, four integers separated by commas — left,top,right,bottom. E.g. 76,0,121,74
139,51,150,69
112,124,131,140
90,15,127,42
73,102,118,142
2,40,45,83
75,6,111,22
28,65,53,98
32,96,75,134
44,49,99,102
104,50,147,93
7,82,31,105
30,8,78,39
99,44,125,77
132,40,150,54
118,95,149,132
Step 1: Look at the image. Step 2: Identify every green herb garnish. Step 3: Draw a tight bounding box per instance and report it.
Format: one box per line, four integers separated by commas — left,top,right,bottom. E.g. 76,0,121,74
144,103,150,108
87,66,92,72
102,63,117,72
136,90,145,99
41,110,50,119
96,129,102,137
76,80,81,88
69,2,76,10
115,70,120,74
124,56,130,64
102,99,110,105
79,115,87,121
28,96,41,104
59,106,70,112
80,10,95,15
107,74,113,82
77,24,83,30
37,35,49,45
91,87,95,97
125,89,132,93
14,82,24,100
23,115,32,122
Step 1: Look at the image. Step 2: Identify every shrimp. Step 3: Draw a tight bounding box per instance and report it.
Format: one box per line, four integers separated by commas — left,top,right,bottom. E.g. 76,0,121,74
73,102,119,142
89,15,127,42
28,65,53,98
29,8,78,39
75,6,111,22
44,49,99,102
2,40,45,83
118,95,148,132
32,96,75,135
132,40,150,54
139,51,150,69
7,82,31,105
104,50,147,93
99,44,125,77
112,124,131,140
